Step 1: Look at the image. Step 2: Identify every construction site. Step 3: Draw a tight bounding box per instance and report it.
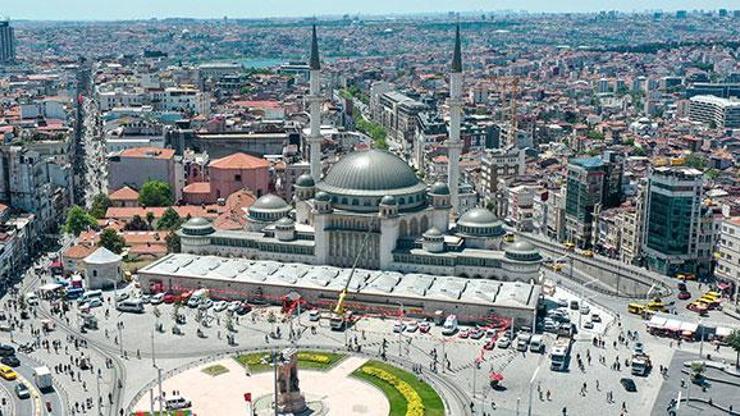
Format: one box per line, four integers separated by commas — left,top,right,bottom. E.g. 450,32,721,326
137,253,541,330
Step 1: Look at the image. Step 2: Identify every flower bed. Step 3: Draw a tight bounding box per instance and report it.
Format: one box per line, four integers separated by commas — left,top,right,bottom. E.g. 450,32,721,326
353,361,444,416
235,351,345,372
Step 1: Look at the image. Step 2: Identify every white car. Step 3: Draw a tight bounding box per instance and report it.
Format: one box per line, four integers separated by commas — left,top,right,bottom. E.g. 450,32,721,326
580,304,591,315
405,321,419,333
583,321,594,329
187,297,200,308
393,322,406,333
115,293,129,302
497,336,512,349
165,396,192,411
308,310,320,322
150,293,165,305
227,301,241,312
198,299,213,310
213,301,228,312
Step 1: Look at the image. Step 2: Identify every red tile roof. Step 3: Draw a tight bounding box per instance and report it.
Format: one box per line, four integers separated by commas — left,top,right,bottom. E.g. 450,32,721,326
119,147,175,160
109,186,140,201
183,182,212,194
104,205,224,220
209,152,270,170
64,244,96,260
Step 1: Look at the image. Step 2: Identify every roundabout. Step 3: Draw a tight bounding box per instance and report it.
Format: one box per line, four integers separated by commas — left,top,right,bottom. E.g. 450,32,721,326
131,349,444,416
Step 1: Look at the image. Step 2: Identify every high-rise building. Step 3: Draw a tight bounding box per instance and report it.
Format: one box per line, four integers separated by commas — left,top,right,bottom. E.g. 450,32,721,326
688,95,740,128
564,154,624,247
716,217,740,298
479,147,525,205
641,167,706,276
0,20,15,64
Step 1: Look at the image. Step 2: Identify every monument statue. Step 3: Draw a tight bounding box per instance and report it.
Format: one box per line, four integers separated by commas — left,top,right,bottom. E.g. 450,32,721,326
276,348,307,414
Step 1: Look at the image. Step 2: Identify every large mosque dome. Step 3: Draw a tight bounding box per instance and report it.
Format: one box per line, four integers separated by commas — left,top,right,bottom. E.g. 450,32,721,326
316,149,428,212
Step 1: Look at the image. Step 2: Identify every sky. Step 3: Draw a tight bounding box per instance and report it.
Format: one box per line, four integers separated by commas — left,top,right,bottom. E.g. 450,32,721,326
3,0,736,21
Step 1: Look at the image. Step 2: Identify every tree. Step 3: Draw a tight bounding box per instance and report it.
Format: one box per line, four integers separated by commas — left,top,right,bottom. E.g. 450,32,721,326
166,231,181,253
125,214,149,231
99,228,126,254
146,211,156,230
157,207,182,230
690,362,705,382
90,194,112,219
685,153,707,170
64,205,97,236
138,180,173,207
727,330,740,368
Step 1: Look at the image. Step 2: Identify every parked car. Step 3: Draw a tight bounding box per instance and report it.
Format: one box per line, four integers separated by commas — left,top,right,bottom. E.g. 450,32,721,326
213,301,228,312
150,293,165,304
115,293,129,302
677,291,692,300
583,321,594,329
496,336,511,349
0,365,17,380
198,299,213,310
620,378,637,392
458,328,470,339
580,304,590,315
1,356,20,367
165,396,192,410
405,321,419,333
14,383,29,399
236,304,252,316
308,310,320,322
227,301,241,313
556,298,568,307
570,300,580,310
470,328,485,340
483,337,497,350
591,313,602,323
163,293,176,304
419,322,431,334
0,344,15,357
393,322,406,333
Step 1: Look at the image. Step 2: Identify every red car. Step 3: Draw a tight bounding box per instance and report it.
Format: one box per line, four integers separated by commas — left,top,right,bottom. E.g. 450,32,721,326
483,338,496,350
677,291,692,300
163,293,176,304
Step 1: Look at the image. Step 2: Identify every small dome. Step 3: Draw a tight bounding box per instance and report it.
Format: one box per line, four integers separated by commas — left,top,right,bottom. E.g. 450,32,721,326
182,217,215,236
505,240,542,261
251,194,289,211
380,195,397,206
423,227,443,238
429,182,450,195
276,217,295,228
295,174,315,188
458,208,499,226
315,191,331,202
457,208,504,237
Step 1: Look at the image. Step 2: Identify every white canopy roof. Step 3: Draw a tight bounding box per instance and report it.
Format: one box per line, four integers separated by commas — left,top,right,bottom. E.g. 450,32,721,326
83,247,122,265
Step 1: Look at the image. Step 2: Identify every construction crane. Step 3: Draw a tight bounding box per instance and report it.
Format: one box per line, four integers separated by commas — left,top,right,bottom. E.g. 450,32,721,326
330,217,378,331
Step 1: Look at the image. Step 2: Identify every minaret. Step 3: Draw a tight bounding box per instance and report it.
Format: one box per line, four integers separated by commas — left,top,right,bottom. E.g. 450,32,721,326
307,25,323,182
447,24,463,213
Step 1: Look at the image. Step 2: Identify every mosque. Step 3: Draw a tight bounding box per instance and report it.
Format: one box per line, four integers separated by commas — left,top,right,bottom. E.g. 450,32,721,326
177,26,543,283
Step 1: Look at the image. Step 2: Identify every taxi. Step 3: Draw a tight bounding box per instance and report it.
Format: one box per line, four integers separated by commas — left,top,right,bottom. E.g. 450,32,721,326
0,365,17,381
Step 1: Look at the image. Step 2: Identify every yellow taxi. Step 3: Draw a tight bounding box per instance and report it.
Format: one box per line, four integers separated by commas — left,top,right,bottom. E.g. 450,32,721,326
581,250,594,257
0,365,17,381
628,303,647,315
504,233,515,243
646,299,667,312
551,263,565,272
703,291,721,301
564,242,576,251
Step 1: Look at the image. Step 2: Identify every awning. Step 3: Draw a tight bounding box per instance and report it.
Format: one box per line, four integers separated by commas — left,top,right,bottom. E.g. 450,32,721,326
664,319,682,332
50,260,62,269
716,327,733,337
647,316,667,328
679,322,698,333
38,283,63,292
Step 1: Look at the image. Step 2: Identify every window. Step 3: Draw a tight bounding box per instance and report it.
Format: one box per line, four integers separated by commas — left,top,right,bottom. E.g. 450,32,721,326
234,174,242,181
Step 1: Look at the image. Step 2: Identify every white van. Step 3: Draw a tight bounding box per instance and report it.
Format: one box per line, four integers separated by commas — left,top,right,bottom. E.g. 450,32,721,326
116,299,144,313
78,290,103,303
529,335,545,353
441,315,458,336
165,396,191,410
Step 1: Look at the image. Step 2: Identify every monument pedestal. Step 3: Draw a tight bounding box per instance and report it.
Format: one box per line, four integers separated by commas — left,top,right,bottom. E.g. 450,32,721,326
276,348,307,415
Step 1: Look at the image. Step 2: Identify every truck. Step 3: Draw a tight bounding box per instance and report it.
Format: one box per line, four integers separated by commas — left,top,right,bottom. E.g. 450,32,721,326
330,311,353,331
631,353,652,376
550,335,573,371
34,366,52,391
516,332,532,352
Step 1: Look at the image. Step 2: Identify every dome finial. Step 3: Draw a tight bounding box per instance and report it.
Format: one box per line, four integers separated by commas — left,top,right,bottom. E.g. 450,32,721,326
310,24,321,70
451,23,462,73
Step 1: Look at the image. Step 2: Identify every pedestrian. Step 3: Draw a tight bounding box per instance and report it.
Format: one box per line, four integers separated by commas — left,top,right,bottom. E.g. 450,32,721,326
546,390,551,401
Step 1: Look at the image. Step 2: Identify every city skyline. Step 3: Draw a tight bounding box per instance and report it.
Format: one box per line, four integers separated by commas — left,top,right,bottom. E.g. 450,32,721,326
3,0,738,21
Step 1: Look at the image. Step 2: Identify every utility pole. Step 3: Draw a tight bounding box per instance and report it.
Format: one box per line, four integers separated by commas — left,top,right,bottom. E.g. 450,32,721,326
151,330,156,367
273,350,279,416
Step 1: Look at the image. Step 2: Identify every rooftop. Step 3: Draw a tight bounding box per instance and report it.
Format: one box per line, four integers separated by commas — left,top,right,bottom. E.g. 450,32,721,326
209,152,270,170
118,147,175,160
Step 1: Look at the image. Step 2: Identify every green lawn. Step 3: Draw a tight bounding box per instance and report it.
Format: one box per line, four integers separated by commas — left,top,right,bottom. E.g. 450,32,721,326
201,364,229,377
352,361,444,416
234,350,346,373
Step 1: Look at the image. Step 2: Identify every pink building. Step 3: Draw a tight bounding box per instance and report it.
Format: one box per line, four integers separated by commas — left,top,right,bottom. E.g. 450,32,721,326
209,153,270,200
